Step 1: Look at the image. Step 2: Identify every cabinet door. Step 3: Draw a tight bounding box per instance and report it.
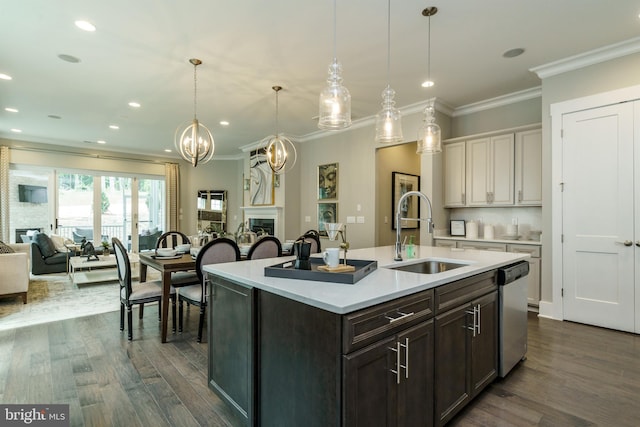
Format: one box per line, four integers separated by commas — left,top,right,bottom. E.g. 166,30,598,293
470,291,498,397
397,320,434,427
527,257,541,306
343,336,398,427
443,142,466,207
434,304,471,426
434,239,456,248
208,276,254,426
457,241,506,252
490,134,515,205
515,129,542,205
466,138,490,206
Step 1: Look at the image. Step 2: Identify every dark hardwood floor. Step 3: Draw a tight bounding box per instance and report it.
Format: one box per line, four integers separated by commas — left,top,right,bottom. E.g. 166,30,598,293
1,308,639,426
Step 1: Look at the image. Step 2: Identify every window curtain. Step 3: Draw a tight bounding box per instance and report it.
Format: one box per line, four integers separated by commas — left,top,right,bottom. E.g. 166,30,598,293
165,163,179,231
0,146,9,242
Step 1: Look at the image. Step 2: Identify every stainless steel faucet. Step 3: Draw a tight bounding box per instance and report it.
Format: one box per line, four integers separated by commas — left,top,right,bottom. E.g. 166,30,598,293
394,190,434,261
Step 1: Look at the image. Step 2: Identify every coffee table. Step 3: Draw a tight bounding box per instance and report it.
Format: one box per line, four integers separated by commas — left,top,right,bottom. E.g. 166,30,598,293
69,253,139,285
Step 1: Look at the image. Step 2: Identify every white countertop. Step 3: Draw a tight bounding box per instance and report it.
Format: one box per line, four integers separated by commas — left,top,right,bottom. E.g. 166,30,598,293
434,235,542,246
203,245,529,314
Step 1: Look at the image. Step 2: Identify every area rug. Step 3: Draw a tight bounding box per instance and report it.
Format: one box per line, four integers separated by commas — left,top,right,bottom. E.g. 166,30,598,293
0,274,121,331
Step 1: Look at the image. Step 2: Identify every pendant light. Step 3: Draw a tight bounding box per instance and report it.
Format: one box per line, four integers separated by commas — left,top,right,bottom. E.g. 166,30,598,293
417,7,441,154
375,0,403,144
174,58,214,167
263,86,297,175
318,0,351,130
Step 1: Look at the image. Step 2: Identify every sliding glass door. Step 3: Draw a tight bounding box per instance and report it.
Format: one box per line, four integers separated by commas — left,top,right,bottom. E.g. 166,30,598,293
56,173,95,242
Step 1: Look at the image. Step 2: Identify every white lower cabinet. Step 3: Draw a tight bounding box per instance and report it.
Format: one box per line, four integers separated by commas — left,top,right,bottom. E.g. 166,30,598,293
434,239,541,307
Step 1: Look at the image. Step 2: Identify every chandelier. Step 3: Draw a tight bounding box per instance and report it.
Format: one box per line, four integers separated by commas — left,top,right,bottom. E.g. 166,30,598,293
263,86,297,174
174,58,214,167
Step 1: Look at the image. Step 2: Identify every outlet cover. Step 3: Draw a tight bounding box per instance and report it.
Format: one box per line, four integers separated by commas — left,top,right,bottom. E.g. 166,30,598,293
357,216,365,223
346,216,356,223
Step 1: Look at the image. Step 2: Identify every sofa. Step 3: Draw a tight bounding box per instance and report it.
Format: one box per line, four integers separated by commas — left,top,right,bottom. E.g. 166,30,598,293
0,242,30,303
30,232,70,275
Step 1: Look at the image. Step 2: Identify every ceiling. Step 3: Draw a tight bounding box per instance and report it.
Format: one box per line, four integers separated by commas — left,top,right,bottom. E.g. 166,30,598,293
1,1,639,160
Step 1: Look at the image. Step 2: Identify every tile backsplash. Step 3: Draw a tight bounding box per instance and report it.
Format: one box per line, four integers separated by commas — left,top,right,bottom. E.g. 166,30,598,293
446,207,542,239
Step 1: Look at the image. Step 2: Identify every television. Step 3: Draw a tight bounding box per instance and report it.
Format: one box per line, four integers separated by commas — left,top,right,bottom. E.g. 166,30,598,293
18,184,48,203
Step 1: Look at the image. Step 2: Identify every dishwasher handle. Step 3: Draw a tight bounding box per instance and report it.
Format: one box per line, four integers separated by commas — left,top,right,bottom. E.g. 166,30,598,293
497,261,529,285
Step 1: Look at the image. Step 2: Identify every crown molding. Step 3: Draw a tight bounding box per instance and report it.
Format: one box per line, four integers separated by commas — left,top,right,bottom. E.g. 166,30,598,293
451,87,541,117
530,36,640,79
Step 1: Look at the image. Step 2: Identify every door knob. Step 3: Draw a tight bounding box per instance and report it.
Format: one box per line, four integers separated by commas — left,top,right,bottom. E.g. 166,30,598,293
636,241,640,247
616,240,633,246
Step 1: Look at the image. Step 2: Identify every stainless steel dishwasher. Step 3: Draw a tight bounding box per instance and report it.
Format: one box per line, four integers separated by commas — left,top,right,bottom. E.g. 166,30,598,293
497,261,529,377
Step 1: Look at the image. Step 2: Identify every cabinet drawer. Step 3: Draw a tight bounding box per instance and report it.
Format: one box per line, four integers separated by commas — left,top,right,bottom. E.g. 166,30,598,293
457,241,507,252
343,289,434,353
434,270,497,314
507,244,541,258
434,239,457,248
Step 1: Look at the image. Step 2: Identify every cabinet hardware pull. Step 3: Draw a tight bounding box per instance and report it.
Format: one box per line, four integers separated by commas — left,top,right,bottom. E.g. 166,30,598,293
462,193,465,204
615,240,633,247
476,304,481,335
465,307,477,337
518,190,522,202
389,342,401,384
385,310,415,324
401,338,409,379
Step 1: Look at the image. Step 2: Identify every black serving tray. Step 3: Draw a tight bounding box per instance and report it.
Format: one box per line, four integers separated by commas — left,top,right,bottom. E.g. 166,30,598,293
264,258,378,285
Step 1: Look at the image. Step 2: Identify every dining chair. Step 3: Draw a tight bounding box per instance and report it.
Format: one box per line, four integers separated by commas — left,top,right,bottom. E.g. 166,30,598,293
178,237,241,342
246,236,282,260
156,231,199,287
298,230,321,254
113,237,176,341
156,231,191,249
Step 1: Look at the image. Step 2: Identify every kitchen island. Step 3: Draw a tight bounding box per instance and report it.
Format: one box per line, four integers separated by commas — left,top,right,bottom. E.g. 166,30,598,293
203,245,528,427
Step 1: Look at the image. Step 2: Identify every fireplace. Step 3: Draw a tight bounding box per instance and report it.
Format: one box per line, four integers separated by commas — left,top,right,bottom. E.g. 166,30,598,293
249,218,275,236
241,206,284,241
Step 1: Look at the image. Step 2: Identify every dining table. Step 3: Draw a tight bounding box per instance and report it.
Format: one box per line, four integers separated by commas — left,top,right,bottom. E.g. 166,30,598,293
138,252,196,343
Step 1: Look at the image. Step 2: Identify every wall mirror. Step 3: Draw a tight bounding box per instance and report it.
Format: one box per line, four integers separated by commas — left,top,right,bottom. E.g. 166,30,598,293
197,190,227,235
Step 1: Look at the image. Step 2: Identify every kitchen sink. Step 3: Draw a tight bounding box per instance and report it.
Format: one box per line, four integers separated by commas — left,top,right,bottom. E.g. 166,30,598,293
386,260,468,274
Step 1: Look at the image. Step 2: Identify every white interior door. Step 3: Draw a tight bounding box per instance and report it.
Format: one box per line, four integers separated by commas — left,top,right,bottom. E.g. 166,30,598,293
562,102,635,332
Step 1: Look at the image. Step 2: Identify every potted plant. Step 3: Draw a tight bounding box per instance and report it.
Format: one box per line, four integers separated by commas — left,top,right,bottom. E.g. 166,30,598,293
101,240,110,256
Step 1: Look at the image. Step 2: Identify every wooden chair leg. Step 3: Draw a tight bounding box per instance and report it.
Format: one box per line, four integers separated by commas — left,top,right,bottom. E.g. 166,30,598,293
172,296,177,333
178,300,184,333
127,305,133,341
139,303,144,319
120,304,125,331
197,305,206,343
21,292,27,304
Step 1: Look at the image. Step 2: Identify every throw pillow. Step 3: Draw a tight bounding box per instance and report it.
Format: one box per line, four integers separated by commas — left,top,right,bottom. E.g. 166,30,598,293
50,234,71,253
0,240,15,254
33,232,57,258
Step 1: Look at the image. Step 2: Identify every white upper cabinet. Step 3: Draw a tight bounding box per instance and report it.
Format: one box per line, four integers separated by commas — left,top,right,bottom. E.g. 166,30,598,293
443,141,466,207
466,134,514,206
514,129,542,205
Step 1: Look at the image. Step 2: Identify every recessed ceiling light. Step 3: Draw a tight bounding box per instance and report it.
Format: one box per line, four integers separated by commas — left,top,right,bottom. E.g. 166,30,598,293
128,101,141,108
109,124,119,130
5,107,18,113
48,114,62,119
503,48,525,58
164,149,172,153
0,74,12,81
58,54,81,63
10,128,22,133
421,80,435,88
97,140,106,144
220,121,230,126
75,20,96,32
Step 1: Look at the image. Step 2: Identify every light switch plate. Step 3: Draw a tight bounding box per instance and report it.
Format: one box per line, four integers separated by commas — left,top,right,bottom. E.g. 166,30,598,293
346,216,356,223
357,216,365,223
305,216,311,223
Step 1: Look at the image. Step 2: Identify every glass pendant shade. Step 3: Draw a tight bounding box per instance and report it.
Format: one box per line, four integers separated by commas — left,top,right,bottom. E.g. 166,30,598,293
375,86,403,144
318,58,352,130
175,118,214,167
174,58,214,167
417,100,441,154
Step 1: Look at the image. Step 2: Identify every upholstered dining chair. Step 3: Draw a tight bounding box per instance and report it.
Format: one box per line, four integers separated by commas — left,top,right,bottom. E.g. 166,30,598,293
178,237,241,342
246,236,282,260
156,231,191,249
155,231,199,288
113,237,176,341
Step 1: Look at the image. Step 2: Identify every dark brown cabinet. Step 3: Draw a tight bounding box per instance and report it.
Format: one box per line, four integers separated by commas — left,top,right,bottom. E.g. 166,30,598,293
343,320,434,427
207,276,255,426
433,271,498,426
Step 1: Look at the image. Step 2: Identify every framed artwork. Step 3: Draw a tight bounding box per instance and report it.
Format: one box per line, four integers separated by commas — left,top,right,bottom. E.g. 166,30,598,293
317,202,338,237
318,162,338,200
450,220,466,236
250,147,274,205
392,172,420,230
